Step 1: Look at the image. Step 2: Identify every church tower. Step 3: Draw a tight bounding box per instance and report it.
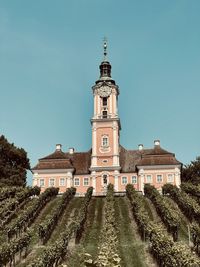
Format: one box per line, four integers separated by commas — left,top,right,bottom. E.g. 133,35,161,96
90,41,121,191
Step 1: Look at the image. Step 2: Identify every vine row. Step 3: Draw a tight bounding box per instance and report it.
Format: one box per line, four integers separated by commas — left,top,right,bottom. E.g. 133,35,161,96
0,186,40,227
0,186,23,201
27,187,93,267
5,187,59,240
38,187,76,244
144,184,180,241
191,223,200,256
0,232,31,267
162,184,200,223
126,184,200,267
95,184,121,266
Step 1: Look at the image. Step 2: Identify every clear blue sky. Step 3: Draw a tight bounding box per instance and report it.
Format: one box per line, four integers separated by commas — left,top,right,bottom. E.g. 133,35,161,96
0,1,200,185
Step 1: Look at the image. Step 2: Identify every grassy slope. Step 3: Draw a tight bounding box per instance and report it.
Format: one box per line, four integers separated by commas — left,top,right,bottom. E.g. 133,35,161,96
48,197,84,244
65,197,104,266
114,197,148,267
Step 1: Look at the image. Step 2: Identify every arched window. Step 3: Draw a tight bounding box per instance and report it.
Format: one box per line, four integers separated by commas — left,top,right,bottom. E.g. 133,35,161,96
102,110,107,118
102,97,107,106
103,174,107,185
102,136,108,147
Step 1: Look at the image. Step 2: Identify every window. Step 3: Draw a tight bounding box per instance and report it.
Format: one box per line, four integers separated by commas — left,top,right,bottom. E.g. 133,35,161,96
74,178,80,186
39,179,45,187
103,174,108,185
167,174,174,183
102,110,107,118
83,177,89,186
59,178,65,186
131,176,137,184
157,175,163,183
102,97,107,106
122,176,128,185
49,178,55,187
146,175,152,183
102,136,108,147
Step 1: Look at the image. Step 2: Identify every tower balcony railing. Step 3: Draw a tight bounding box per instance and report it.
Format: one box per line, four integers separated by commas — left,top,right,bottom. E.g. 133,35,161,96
97,114,118,119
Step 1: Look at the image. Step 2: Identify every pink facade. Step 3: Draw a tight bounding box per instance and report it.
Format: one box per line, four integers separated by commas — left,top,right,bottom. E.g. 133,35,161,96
32,43,182,195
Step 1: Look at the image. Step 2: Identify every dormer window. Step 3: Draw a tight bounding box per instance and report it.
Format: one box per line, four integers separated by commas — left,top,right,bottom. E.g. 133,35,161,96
103,97,107,106
102,110,107,118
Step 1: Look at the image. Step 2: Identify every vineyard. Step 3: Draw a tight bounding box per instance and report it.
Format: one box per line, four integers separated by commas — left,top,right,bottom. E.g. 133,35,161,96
0,183,200,267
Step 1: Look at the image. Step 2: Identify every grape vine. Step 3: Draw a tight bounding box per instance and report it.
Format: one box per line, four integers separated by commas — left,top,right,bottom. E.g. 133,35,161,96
162,184,200,223
95,184,121,267
27,187,93,267
38,187,76,244
5,187,59,240
126,184,200,267
144,184,180,241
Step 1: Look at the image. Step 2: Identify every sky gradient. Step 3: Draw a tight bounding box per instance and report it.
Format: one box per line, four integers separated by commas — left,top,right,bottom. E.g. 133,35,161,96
0,1,200,185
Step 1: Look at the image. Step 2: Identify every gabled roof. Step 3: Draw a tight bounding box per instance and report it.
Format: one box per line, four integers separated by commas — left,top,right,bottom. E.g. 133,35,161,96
119,145,181,173
32,145,181,174
32,149,91,174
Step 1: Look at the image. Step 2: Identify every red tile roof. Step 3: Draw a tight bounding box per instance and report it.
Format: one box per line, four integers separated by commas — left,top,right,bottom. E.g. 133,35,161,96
32,146,181,174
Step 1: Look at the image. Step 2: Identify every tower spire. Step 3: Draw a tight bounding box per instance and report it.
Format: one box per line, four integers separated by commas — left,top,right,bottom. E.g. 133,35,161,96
99,37,112,80
103,37,107,61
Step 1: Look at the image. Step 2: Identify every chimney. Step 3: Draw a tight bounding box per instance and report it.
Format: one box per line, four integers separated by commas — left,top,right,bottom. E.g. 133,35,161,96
56,144,62,151
154,140,160,147
138,144,143,151
69,147,75,154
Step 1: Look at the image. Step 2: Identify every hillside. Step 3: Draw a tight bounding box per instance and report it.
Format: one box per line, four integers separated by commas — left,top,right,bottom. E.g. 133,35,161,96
0,184,200,267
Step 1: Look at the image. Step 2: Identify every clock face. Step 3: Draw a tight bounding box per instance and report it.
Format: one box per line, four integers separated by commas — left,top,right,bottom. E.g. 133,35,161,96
97,86,112,97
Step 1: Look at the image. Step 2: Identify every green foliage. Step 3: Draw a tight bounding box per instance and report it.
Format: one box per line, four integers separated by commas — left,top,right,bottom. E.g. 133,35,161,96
0,186,23,201
0,186,41,227
28,187,93,267
126,184,200,267
5,187,59,240
0,231,31,266
182,156,200,184
144,184,180,241
181,182,200,197
191,223,200,256
38,187,76,244
95,184,121,267
0,135,30,186
162,184,200,223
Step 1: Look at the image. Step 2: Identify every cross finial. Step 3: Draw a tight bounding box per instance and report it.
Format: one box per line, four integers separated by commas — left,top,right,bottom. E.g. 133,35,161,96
103,37,107,61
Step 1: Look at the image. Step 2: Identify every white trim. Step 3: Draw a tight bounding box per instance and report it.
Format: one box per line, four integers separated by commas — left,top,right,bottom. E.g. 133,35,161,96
156,174,163,183
131,175,137,184
74,177,80,186
49,178,55,187
39,178,45,187
137,164,181,170
121,176,128,185
146,174,152,183
32,168,74,174
92,176,96,192
114,175,118,191
59,177,66,186
101,135,109,147
83,177,89,186
167,173,174,183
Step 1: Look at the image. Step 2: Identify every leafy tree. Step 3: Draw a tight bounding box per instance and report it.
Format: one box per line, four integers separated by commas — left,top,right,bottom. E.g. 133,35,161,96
182,156,200,184
0,135,30,186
